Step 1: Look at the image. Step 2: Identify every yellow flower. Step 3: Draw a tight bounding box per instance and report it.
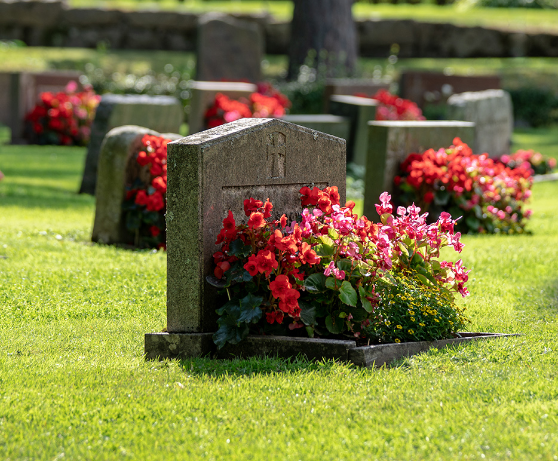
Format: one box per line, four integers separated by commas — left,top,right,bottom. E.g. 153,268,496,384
434,319,439,322
410,317,416,322
396,325,403,329
408,329,414,334
409,310,415,315
395,338,401,343
419,323,425,327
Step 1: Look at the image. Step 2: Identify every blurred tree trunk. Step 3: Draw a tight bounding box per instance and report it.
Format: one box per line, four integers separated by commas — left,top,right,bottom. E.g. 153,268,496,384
287,0,358,81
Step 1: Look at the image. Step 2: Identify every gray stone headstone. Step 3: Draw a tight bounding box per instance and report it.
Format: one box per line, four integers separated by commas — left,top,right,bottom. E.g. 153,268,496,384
188,81,257,134
363,121,476,219
196,13,264,83
447,89,513,158
79,94,183,195
281,115,350,142
329,95,378,166
91,125,181,246
145,118,346,359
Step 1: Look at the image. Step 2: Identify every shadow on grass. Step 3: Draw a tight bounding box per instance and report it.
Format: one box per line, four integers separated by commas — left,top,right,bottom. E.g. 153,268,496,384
174,355,356,378
0,184,94,210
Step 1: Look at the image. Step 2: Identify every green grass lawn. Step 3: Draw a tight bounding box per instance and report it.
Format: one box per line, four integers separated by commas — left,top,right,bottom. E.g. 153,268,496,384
63,0,558,34
1,132,558,459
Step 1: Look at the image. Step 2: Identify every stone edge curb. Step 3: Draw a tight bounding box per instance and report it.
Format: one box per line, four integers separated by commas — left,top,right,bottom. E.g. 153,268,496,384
145,332,518,367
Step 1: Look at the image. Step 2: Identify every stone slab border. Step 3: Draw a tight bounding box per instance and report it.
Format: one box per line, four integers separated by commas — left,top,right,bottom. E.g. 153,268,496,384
145,332,518,367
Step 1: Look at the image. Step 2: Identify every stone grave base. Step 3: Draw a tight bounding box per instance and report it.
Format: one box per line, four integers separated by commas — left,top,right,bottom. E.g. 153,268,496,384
533,173,558,183
145,332,517,367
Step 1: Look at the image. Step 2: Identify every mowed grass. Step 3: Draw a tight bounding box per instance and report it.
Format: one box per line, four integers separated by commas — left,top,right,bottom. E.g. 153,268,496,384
65,0,558,34
1,131,558,460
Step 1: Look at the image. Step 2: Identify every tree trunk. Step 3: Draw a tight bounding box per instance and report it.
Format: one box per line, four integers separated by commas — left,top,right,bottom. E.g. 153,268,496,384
287,0,358,81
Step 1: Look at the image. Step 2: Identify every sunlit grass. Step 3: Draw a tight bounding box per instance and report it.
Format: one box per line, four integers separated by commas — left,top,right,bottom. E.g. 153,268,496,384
1,136,558,459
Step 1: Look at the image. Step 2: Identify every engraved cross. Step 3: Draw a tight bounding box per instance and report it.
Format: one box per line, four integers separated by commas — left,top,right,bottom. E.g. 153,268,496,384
267,132,286,179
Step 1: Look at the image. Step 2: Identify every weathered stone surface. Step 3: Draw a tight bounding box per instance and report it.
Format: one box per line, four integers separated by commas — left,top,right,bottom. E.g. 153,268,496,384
399,71,501,108
145,332,215,360
323,78,389,113
0,0,64,27
79,94,183,195
0,70,82,144
447,89,513,158
196,12,263,83
281,115,350,142
349,332,518,368
91,125,181,245
218,336,357,362
329,95,378,166
62,8,122,25
165,118,346,335
363,121,475,219
188,81,257,134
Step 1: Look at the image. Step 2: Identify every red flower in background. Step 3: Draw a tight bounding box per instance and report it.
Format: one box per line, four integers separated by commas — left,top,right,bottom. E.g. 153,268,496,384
204,84,291,129
355,90,425,122
25,81,101,146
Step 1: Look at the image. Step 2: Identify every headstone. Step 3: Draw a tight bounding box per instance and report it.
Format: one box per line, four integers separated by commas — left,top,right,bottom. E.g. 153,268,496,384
0,70,82,144
447,90,513,158
323,78,390,113
188,81,257,134
145,118,346,359
281,115,350,143
399,71,501,109
363,121,476,219
91,125,181,245
79,94,183,195
196,12,264,83
329,95,378,166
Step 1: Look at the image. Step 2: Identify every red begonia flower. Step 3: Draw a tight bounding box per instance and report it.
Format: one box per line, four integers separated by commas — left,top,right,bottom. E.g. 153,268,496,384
248,212,266,229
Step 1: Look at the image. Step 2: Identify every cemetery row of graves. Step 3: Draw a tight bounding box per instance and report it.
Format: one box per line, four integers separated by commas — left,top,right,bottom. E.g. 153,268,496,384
1,116,558,458
1,53,557,360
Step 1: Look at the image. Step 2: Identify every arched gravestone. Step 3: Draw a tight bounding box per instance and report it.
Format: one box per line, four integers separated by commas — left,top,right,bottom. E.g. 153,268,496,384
79,94,183,195
145,118,346,360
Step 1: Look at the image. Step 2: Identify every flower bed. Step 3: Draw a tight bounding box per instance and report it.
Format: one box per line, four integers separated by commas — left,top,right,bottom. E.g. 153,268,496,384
499,149,557,176
209,187,470,350
204,83,291,129
396,138,533,234
121,134,170,249
355,89,425,121
25,81,101,146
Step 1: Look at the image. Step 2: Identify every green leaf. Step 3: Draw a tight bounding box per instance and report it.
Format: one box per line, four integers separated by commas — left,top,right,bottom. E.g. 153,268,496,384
125,211,141,231
314,243,335,257
215,299,240,316
416,273,434,287
238,293,263,324
229,239,252,258
318,235,334,246
337,259,352,273
325,276,338,290
304,273,327,293
434,190,450,206
359,286,374,313
213,316,249,349
325,313,345,334
305,326,315,338
338,281,358,307
299,301,317,326
142,211,160,225
327,227,339,240
225,261,252,284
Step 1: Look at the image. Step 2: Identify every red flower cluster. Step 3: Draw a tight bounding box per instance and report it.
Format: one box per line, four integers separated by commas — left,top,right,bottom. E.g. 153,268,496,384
500,149,557,176
356,90,425,121
123,134,171,248
397,138,533,234
212,185,469,343
25,81,100,146
204,84,291,129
